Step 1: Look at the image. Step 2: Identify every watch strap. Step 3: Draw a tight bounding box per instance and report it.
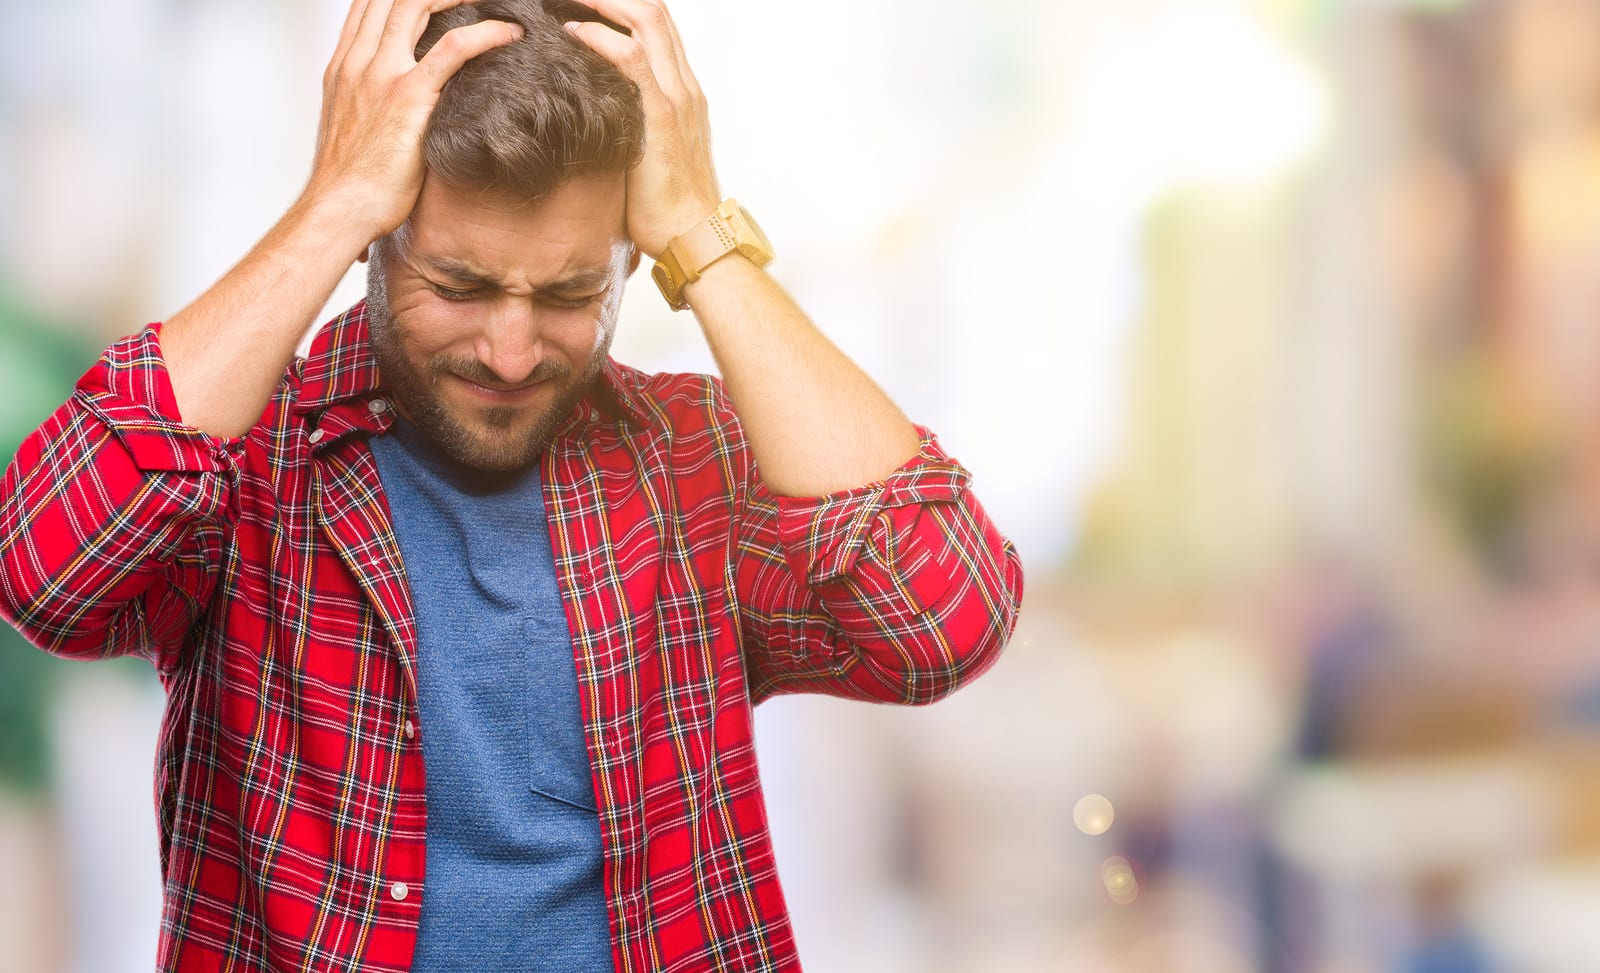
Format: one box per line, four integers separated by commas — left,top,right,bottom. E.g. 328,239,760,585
668,213,739,286
653,199,774,310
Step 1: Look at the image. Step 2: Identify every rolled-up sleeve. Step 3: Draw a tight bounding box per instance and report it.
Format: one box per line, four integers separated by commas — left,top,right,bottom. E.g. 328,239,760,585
0,324,238,671
738,426,1024,705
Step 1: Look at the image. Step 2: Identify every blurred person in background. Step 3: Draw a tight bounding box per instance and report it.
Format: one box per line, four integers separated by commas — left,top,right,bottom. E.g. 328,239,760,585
0,1,1022,972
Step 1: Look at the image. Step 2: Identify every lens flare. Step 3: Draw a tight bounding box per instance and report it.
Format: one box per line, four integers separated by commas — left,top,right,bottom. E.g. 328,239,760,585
1101,856,1140,906
1074,794,1116,836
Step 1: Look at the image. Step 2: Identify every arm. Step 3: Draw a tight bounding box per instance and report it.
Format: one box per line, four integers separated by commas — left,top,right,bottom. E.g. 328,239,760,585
163,0,524,437
565,0,919,497
0,328,235,671
0,0,522,666
567,1,1023,698
734,418,1024,704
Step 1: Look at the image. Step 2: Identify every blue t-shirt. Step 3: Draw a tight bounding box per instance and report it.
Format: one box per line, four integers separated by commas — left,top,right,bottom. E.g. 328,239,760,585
370,419,614,973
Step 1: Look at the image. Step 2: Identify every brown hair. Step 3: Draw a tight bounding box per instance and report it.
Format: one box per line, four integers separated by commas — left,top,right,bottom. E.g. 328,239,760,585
416,0,644,201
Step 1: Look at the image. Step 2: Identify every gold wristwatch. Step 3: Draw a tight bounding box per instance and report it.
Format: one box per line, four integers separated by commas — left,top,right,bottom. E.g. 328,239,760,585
652,198,775,311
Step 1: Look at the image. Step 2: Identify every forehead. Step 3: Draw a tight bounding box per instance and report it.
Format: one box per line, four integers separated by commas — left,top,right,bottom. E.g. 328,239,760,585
405,171,629,284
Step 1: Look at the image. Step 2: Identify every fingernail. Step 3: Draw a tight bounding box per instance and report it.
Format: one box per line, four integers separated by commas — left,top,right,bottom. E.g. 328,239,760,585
564,21,581,32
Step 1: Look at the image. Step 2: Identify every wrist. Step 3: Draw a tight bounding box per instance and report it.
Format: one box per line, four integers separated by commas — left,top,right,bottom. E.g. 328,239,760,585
651,198,722,256
652,198,775,311
679,246,765,305
286,188,389,265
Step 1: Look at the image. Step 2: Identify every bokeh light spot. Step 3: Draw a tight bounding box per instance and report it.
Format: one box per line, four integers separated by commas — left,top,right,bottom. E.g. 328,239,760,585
1101,856,1140,906
1074,793,1116,835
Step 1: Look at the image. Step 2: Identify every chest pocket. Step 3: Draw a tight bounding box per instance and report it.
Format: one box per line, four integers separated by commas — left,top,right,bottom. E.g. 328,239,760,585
520,610,601,813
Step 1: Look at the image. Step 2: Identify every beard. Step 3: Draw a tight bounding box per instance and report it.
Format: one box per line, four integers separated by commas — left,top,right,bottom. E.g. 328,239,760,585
365,258,614,473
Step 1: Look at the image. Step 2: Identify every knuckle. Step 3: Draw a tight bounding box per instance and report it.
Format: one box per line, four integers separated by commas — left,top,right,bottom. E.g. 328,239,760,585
431,30,467,59
382,7,411,33
402,61,432,88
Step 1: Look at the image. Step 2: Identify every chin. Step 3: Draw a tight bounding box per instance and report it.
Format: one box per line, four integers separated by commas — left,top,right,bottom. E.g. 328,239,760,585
448,426,543,472
430,405,566,473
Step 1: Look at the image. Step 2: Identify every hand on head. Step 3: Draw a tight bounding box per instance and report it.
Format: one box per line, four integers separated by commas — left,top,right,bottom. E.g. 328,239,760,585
306,0,721,265
562,0,723,258
308,0,525,246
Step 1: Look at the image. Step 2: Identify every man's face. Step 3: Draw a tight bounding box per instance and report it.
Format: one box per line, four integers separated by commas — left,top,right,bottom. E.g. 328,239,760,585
367,171,638,472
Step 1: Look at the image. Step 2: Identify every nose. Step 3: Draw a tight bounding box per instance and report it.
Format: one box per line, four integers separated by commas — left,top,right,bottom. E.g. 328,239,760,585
474,297,543,386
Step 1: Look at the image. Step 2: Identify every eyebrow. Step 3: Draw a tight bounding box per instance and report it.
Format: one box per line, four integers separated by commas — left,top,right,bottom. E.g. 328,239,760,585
421,255,615,293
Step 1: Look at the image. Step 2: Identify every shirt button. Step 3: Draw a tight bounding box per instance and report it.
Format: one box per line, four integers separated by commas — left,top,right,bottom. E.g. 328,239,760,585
390,882,409,902
522,617,539,640
307,429,325,445
369,398,390,415
403,720,415,741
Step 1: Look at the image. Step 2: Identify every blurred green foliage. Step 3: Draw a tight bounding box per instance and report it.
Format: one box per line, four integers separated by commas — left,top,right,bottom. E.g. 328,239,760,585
0,286,99,797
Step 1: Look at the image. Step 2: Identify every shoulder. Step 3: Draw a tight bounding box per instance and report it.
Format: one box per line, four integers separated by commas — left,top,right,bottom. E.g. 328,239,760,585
601,360,750,475
603,359,740,437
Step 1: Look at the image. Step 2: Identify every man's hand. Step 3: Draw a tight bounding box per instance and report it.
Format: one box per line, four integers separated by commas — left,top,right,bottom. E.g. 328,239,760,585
308,0,524,246
159,0,521,438
566,0,920,497
563,0,721,258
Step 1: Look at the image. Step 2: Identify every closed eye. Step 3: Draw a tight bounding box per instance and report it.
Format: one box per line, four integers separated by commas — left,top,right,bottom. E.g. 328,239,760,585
545,293,604,309
429,282,483,302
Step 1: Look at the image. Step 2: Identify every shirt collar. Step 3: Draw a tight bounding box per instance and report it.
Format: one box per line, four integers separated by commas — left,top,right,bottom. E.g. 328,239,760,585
292,300,652,430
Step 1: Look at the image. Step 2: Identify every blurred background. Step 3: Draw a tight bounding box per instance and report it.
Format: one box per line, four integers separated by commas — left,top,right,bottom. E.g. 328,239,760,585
7,0,1600,970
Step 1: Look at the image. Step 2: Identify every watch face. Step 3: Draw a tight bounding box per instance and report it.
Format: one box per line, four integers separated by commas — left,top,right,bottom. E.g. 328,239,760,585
741,207,771,249
651,261,673,293
724,201,774,264
651,260,684,308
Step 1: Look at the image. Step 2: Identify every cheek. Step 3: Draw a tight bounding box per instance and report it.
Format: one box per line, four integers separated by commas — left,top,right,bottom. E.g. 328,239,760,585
390,294,482,358
541,306,610,359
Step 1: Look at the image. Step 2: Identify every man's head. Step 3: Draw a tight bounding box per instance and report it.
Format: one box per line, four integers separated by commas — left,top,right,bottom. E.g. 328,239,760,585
367,0,645,472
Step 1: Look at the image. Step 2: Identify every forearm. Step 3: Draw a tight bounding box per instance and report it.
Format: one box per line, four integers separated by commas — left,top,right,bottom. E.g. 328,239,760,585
160,195,368,438
683,256,920,497
157,0,525,439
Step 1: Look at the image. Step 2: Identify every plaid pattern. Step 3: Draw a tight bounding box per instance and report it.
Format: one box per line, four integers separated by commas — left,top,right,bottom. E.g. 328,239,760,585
0,301,1023,972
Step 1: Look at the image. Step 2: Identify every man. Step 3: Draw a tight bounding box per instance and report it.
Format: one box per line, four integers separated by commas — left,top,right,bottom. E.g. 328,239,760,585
0,0,1022,970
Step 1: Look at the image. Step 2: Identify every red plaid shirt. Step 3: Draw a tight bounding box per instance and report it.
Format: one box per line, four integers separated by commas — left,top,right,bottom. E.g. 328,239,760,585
0,301,1022,972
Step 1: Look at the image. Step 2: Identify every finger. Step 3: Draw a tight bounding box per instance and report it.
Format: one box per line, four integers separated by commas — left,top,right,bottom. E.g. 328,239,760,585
348,0,471,70
563,19,666,101
652,1,702,102
410,18,525,92
377,0,485,71
328,0,374,80
564,0,688,99
344,0,400,70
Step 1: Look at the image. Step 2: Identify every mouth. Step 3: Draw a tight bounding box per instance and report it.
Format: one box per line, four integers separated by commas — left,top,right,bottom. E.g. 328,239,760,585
454,375,549,404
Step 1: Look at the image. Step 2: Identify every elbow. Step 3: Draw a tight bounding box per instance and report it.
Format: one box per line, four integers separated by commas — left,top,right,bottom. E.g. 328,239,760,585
1,552,85,660
915,592,1021,705
1,552,141,662
884,549,1025,706
1,592,116,661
